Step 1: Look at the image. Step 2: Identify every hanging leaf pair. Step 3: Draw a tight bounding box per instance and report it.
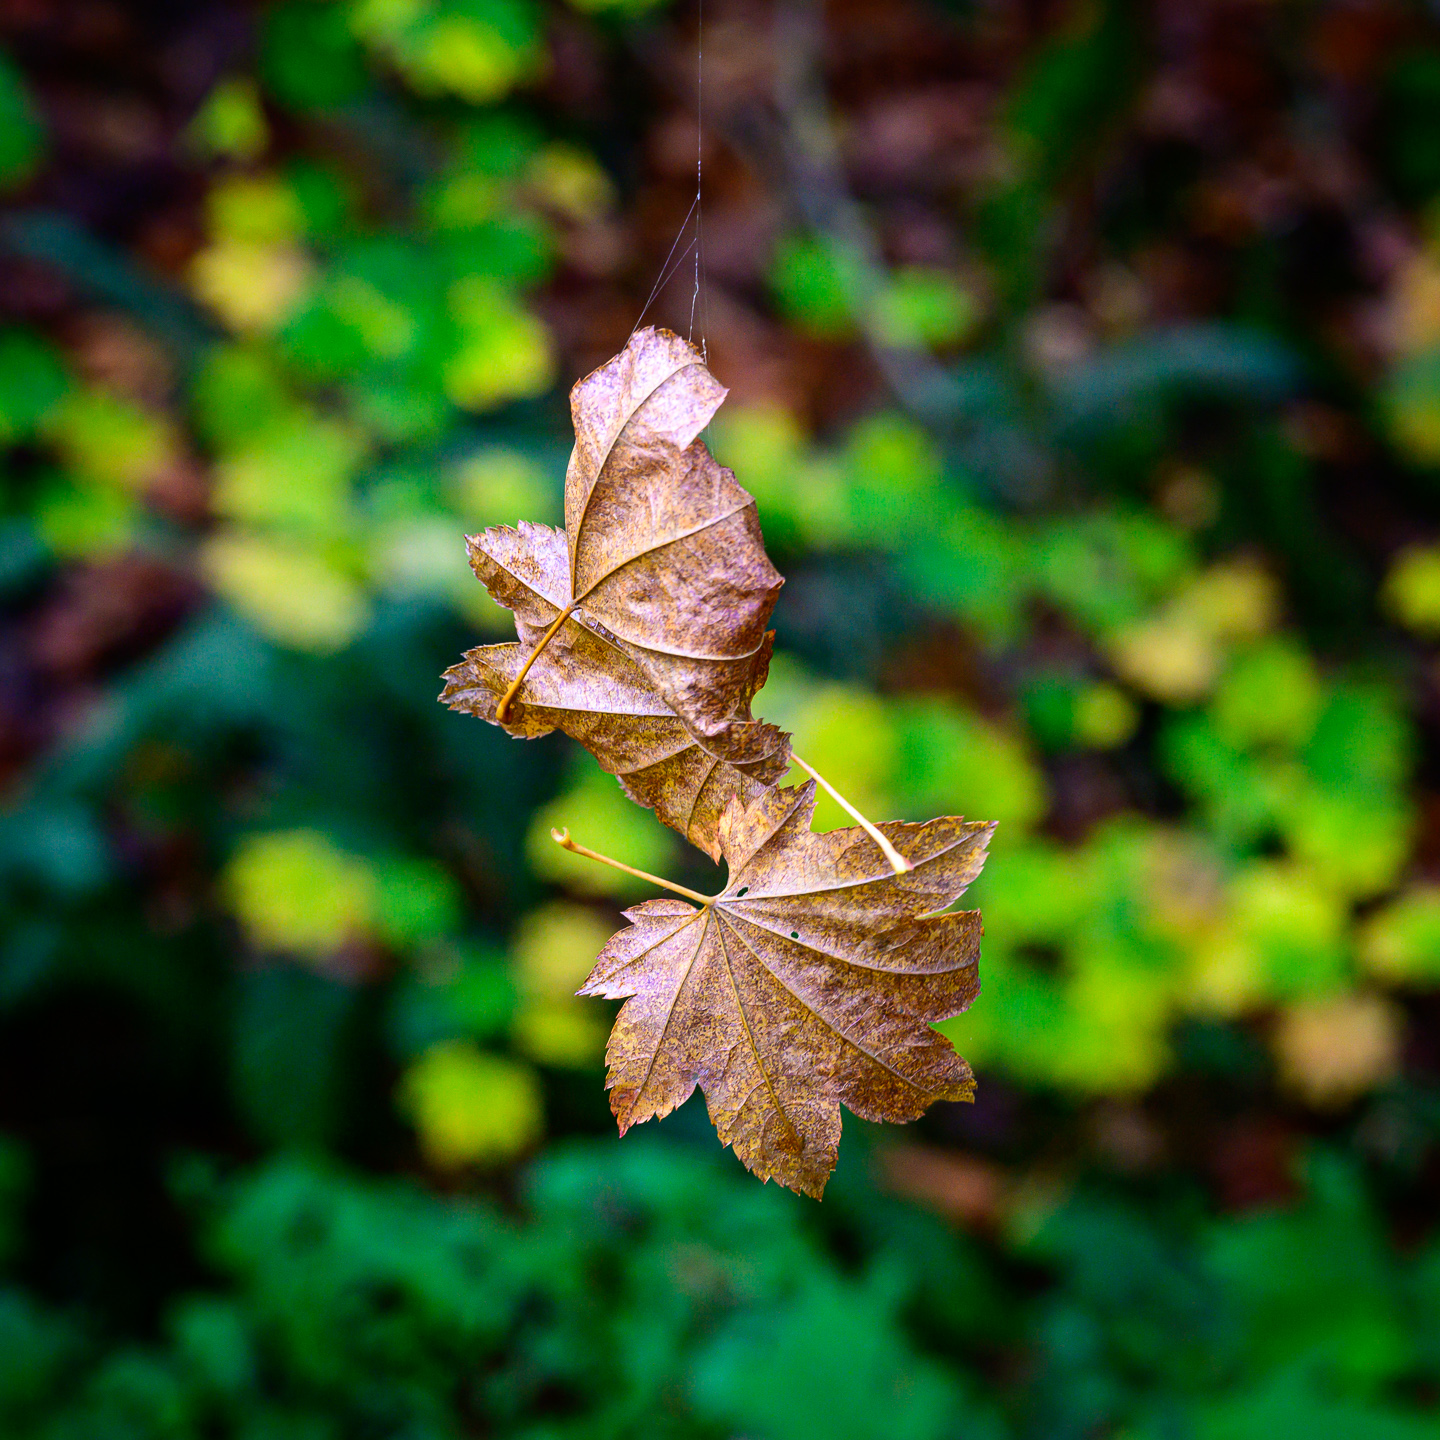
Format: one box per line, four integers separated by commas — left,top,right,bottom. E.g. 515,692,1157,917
442,327,993,1197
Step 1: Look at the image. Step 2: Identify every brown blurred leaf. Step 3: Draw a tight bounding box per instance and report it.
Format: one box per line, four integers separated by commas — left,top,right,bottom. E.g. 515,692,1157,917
30,556,199,680
878,1142,1009,1228
578,781,993,1198
464,326,785,764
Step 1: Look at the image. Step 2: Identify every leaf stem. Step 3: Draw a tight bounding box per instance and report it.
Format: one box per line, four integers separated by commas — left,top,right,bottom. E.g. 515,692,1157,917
790,753,913,875
550,828,714,906
495,603,575,722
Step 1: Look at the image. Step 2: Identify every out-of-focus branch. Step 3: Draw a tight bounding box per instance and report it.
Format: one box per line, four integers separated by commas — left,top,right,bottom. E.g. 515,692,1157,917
628,2,1047,502
0,211,216,371
771,0,962,427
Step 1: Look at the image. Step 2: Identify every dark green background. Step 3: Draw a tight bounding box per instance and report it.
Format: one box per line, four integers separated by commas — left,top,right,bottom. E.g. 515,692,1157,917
3,1,1440,1436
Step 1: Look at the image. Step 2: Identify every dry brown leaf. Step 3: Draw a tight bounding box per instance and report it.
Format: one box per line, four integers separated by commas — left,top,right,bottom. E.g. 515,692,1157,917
442,517,790,858
578,781,994,1198
441,562,789,858
466,326,784,764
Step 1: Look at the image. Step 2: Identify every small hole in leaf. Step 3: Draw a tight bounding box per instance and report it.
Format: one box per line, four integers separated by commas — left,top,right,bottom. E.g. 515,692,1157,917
790,931,799,939
737,886,748,896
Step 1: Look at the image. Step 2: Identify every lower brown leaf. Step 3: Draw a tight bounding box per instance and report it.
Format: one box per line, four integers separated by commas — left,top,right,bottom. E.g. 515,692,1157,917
577,782,994,1198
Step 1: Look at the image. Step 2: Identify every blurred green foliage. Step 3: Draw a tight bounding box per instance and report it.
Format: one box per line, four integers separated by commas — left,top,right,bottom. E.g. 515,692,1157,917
4,0,1440,1435
0,49,42,190
4,1136,1440,1440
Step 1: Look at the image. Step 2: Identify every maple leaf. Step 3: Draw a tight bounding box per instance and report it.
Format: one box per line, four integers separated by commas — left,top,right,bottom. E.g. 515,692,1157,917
466,326,785,764
575,781,994,1198
440,573,789,858
442,514,790,856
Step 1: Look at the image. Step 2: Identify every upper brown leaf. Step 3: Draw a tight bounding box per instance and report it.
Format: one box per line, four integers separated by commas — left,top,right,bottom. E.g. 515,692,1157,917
469,326,785,762
441,602,788,859
442,518,790,859
578,782,995,1198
